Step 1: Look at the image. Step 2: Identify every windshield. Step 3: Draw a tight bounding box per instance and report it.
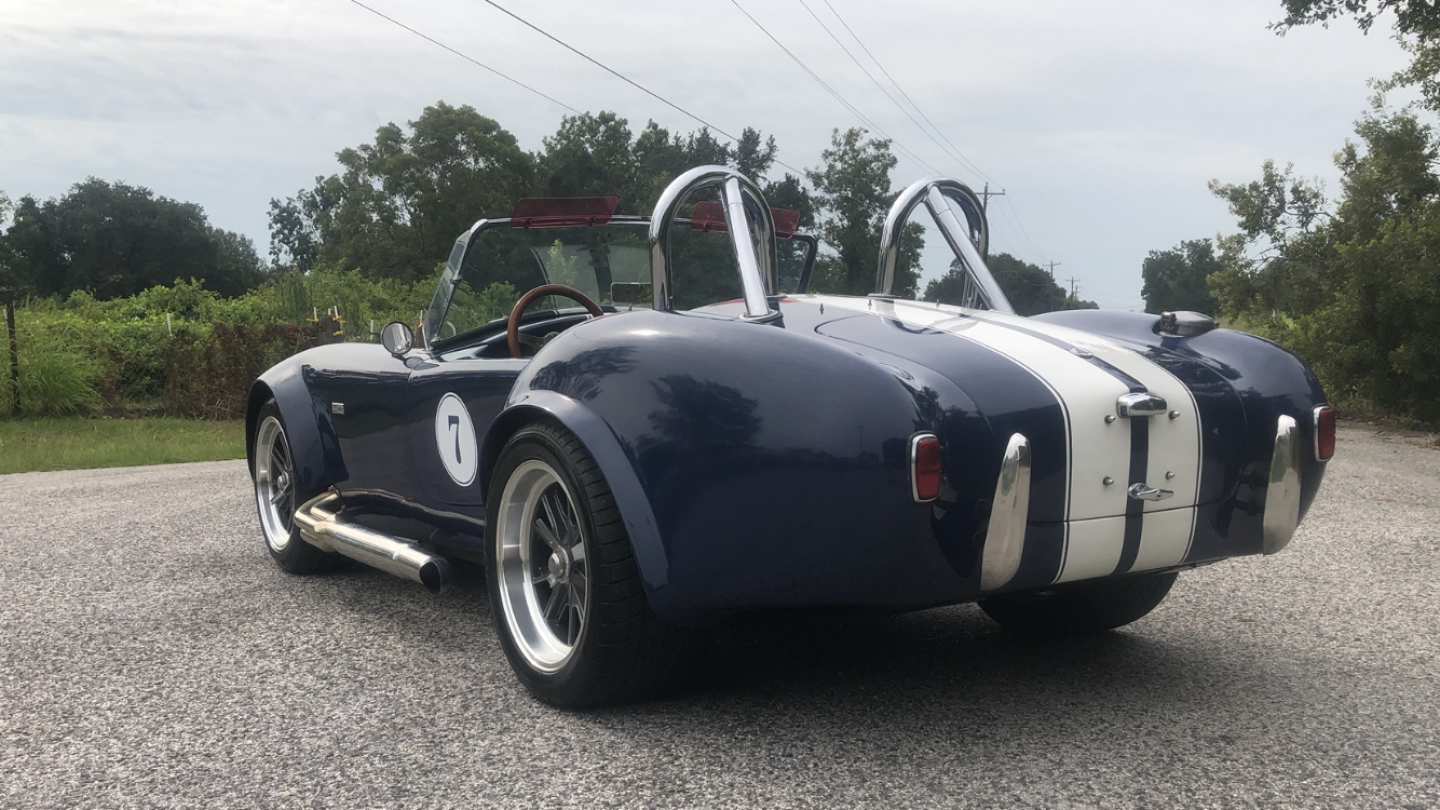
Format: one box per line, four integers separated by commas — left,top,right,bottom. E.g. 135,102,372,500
424,218,816,349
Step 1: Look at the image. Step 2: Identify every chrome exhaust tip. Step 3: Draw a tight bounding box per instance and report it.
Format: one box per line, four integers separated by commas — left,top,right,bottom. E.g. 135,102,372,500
293,492,452,594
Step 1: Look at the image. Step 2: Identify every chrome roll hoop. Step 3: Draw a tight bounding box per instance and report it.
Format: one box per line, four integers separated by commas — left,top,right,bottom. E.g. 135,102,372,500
875,177,1013,314
649,165,779,321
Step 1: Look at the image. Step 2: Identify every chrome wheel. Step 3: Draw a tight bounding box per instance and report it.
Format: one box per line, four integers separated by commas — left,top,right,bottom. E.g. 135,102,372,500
253,416,297,553
495,459,589,674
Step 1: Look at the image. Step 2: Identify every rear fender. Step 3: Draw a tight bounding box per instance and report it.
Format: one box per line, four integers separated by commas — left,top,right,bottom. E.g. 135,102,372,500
479,390,670,597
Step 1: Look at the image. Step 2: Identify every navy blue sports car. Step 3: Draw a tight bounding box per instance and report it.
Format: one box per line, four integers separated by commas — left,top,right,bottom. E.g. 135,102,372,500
246,165,1334,706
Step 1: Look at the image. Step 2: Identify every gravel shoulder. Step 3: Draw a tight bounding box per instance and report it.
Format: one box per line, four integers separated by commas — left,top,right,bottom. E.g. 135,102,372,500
1,426,1437,809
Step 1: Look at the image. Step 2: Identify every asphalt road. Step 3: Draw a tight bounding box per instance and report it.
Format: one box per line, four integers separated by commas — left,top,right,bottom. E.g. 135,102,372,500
2,425,1438,809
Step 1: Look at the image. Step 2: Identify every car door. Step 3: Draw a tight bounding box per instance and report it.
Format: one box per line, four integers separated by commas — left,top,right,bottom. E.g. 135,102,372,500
405,353,528,509
303,343,416,498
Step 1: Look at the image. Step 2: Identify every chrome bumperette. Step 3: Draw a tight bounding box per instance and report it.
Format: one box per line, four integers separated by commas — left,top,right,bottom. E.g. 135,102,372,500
875,177,1013,314
1313,404,1333,462
980,433,1032,592
293,492,451,593
648,165,778,320
1262,414,1303,555
1116,391,1168,418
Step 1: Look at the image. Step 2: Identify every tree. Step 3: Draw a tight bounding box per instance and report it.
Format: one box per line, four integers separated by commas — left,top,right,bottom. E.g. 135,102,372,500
271,102,536,280
806,128,924,296
5,180,264,299
1208,98,1440,421
277,103,804,280
1141,239,1222,314
536,111,638,206
1274,1,1440,110
924,252,1095,315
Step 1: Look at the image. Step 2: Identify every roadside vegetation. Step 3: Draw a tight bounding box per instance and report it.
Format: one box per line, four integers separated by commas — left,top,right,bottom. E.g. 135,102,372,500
1138,0,1440,426
0,417,242,474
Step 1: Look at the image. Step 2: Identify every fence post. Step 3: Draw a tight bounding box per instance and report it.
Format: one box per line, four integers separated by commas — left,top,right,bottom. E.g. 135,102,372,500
4,297,18,415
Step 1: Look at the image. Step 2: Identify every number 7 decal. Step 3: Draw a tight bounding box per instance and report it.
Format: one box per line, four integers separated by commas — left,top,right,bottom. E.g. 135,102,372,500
435,392,477,486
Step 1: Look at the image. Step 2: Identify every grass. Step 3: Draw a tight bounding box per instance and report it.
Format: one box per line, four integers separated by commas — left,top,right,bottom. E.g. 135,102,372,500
0,417,245,475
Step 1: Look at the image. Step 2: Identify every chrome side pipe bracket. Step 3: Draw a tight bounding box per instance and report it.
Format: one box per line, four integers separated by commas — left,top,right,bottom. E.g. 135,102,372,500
980,433,1032,592
293,492,452,593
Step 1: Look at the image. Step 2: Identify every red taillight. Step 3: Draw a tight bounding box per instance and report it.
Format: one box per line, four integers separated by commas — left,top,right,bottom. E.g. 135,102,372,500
910,433,942,502
1315,406,1336,461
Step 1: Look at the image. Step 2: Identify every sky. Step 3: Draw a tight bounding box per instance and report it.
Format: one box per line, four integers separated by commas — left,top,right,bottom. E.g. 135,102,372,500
0,0,1413,308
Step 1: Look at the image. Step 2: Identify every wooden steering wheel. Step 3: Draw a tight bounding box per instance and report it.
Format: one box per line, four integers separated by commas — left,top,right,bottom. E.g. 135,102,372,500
506,283,605,358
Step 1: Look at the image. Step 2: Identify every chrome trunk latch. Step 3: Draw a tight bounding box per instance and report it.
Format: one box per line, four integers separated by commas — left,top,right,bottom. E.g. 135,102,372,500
1117,392,1167,418
1128,483,1174,502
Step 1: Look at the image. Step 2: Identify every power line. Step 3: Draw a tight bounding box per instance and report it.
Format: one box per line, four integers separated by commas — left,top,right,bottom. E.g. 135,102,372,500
817,3,1059,270
999,196,1050,265
348,0,579,114
799,0,978,181
479,0,737,140
728,0,942,176
822,0,991,183
476,0,807,177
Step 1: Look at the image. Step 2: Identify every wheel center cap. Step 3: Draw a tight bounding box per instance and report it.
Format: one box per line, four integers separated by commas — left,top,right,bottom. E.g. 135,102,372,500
547,551,570,583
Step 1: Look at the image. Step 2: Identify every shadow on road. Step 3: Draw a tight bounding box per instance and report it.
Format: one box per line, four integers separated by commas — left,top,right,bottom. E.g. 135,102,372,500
320,560,1277,750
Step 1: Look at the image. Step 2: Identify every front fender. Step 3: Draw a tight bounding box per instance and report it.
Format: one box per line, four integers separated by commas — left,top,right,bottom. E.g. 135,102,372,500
246,353,347,500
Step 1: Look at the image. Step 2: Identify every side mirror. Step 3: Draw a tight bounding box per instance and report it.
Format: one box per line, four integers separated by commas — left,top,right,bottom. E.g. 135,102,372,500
380,321,415,357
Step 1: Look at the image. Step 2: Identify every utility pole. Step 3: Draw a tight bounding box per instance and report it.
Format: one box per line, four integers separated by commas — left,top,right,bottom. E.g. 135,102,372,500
1045,261,1062,279
978,183,1006,212
1066,276,1080,299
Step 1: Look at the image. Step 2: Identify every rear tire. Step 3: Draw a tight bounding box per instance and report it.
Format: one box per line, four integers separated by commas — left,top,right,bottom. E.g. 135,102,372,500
979,572,1178,635
486,423,679,708
251,400,336,575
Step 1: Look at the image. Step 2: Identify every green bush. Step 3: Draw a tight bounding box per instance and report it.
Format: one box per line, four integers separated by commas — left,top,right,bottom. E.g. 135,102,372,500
0,341,103,416
0,266,437,418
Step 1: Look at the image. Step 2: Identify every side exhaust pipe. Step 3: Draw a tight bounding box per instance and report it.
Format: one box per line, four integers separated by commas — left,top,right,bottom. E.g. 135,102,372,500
293,492,451,593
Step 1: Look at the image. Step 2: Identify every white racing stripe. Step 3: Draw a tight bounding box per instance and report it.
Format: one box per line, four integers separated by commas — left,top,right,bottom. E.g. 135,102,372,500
806,295,1204,578
964,308,1204,570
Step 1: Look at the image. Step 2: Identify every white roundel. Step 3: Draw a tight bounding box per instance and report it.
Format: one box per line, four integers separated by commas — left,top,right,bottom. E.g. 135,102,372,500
434,393,478,486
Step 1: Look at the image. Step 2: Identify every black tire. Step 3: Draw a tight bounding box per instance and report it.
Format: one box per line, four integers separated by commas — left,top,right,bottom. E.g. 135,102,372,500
485,423,679,708
251,400,337,575
979,572,1178,635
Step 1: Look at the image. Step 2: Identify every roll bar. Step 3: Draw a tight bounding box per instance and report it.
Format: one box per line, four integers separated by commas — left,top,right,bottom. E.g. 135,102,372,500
649,165,779,321
875,177,1014,314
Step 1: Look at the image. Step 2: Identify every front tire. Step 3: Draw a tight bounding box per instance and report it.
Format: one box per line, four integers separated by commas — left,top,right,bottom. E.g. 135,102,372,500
979,572,1178,635
251,400,335,575
486,423,678,708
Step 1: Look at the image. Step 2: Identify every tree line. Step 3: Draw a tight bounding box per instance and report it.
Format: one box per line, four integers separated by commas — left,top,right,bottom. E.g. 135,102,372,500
1139,0,1440,423
1,102,1086,315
